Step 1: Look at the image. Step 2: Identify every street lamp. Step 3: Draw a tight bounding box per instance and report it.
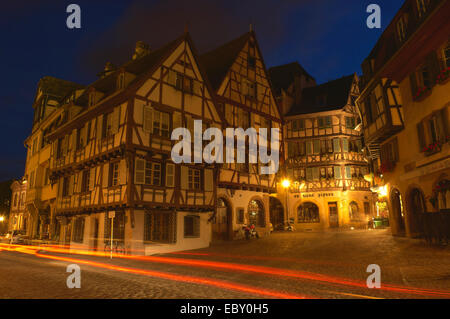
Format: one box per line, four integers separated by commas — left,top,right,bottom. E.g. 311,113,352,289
281,179,291,225
0,216,4,222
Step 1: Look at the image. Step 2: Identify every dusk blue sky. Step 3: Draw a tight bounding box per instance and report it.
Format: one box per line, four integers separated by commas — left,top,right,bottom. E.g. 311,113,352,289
0,0,403,181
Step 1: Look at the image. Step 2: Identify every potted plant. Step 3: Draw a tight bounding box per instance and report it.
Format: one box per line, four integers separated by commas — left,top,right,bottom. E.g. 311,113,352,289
413,86,432,101
436,67,450,85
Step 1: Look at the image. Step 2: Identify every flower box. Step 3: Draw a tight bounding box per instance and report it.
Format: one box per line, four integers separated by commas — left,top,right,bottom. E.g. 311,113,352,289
436,67,450,85
413,86,432,101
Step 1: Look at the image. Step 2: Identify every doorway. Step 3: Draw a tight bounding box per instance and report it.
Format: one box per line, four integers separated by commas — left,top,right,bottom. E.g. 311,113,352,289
212,198,231,241
391,189,405,234
269,197,284,229
328,202,339,228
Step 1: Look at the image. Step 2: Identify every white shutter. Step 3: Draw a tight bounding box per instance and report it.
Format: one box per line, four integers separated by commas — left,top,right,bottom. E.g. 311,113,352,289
102,163,109,188
119,159,127,185
134,159,146,185
204,169,213,192
180,166,189,190
112,106,120,134
143,105,153,133
165,163,175,187
89,167,96,191
97,115,103,140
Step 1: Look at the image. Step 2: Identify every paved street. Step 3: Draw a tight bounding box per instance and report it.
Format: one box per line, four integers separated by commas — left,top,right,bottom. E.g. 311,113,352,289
1,228,450,299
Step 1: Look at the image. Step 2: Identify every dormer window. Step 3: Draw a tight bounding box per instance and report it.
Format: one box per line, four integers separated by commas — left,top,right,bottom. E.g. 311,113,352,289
416,0,429,18
117,72,125,90
88,91,95,107
396,14,408,43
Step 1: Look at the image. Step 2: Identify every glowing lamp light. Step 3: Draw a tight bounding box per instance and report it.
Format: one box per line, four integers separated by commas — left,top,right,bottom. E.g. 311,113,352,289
0,216,4,222
281,179,291,189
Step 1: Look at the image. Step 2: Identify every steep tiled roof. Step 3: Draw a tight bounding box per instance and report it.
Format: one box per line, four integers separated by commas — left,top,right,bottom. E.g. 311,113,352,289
286,74,354,116
268,62,315,96
37,76,84,101
200,32,252,91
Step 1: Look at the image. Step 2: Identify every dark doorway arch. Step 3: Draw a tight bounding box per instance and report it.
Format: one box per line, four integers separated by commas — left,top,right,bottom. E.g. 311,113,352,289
408,188,426,236
248,199,265,227
212,197,231,241
298,202,320,223
390,189,405,234
269,197,284,229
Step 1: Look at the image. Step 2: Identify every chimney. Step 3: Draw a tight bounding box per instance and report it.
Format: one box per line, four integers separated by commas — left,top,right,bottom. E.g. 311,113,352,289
132,41,150,60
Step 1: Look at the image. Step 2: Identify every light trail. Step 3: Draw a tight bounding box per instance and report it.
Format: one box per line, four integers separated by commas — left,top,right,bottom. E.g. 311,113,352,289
34,251,310,299
2,243,450,298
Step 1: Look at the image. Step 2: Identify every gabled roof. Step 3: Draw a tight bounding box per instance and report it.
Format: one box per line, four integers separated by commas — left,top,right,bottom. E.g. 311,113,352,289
268,62,315,96
286,74,355,116
200,32,252,91
75,35,184,106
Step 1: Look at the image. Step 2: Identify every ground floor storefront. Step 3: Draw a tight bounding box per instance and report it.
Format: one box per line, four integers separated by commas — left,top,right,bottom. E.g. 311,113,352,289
273,189,376,231
384,157,450,238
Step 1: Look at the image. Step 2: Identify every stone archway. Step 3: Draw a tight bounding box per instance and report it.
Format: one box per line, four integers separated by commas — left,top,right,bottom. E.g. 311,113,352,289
390,188,405,235
248,199,265,227
408,188,426,237
269,197,284,230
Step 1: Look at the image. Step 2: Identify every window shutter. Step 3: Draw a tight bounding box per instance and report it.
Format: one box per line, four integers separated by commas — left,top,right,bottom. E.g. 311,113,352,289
119,159,127,185
143,105,153,133
165,163,175,187
326,116,332,127
204,168,213,192
342,139,349,152
112,106,120,134
287,142,294,157
313,140,320,154
333,138,341,152
334,166,342,179
102,163,109,188
313,167,319,180
306,168,313,181
345,166,352,179
97,115,103,140
89,167,96,191
417,122,426,150
134,159,146,185
173,112,182,130
180,166,189,190
306,141,312,155
69,175,74,196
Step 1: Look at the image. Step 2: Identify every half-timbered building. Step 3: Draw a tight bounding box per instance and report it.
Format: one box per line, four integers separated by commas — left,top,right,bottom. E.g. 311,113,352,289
201,31,283,240
45,33,223,254
272,71,375,230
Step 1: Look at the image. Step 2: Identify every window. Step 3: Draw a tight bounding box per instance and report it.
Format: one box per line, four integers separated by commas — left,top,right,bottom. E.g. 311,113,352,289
364,202,371,216
242,80,257,99
81,169,90,193
13,194,18,207
144,211,176,243
416,0,429,18
417,108,447,152
152,110,170,138
248,200,265,227
188,168,201,190
334,166,342,179
333,138,341,153
342,139,349,153
396,14,408,42
109,162,119,187
62,176,70,197
184,215,200,238
292,119,305,132
144,161,161,186
29,170,35,188
248,55,256,69
345,117,356,129
72,218,85,243
297,202,319,223
381,138,399,164
104,211,125,240
349,202,360,221
318,116,332,129
345,166,352,179
102,112,113,138
443,43,450,68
